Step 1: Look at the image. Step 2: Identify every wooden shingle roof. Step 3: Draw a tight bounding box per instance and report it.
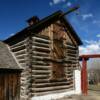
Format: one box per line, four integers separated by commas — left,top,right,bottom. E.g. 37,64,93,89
0,41,21,70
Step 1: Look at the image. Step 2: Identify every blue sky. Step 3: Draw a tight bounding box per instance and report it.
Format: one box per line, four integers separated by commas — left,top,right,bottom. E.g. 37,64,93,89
0,0,100,54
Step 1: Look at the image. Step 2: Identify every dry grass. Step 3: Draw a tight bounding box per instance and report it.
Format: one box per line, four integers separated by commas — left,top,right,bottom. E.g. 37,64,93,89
55,91,100,100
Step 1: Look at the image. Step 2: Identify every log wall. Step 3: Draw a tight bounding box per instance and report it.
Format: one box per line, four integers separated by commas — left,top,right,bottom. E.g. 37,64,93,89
10,38,31,99
8,20,79,98
30,22,79,96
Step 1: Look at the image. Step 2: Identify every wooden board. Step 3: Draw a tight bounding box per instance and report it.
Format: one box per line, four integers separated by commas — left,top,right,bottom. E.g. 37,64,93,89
0,73,20,100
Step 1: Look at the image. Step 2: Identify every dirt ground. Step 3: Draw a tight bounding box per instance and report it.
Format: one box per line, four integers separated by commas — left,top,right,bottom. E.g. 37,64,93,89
56,91,100,100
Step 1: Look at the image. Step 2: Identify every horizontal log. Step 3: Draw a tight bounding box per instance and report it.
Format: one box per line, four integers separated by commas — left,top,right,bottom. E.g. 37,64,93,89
18,59,26,63
32,55,51,60
67,77,73,80
66,42,76,47
21,73,29,76
21,82,30,85
11,42,26,49
65,55,78,59
21,85,30,90
32,51,50,57
32,70,51,74
34,79,50,83
14,49,27,55
33,34,50,40
16,54,27,59
32,80,73,88
31,88,74,96
65,50,78,56
32,74,50,79
34,78,73,83
34,40,51,44
33,41,50,48
32,46,51,52
10,39,26,48
65,71,73,74
65,44,78,49
21,85,31,90
24,73,30,76
67,76,73,79
64,59,78,63
68,58,78,62
43,58,74,64
66,66,77,68
65,53,78,57
63,59,79,64
66,51,78,55
65,70,73,73
66,48,78,53
11,45,26,52
32,61,50,66
32,37,51,44
32,36,50,40
31,84,73,92
65,58,78,63
65,73,73,77
64,63,79,67
21,71,31,78
32,65,52,70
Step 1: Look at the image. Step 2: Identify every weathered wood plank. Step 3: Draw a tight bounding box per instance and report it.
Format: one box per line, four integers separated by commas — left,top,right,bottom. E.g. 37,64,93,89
65,44,78,49
33,41,50,48
32,70,51,74
32,80,73,88
11,45,26,52
34,34,50,40
32,75,50,79
16,54,27,59
32,51,50,57
18,59,26,63
32,37,51,44
32,65,52,70
14,49,27,55
31,84,73,92
31,88,74,96
32,55,51,60
32,46,51,52
32,61,50,66
10,39,26,48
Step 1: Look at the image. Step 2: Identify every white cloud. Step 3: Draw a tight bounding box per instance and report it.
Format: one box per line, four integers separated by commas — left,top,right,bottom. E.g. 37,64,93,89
49,0,66,6
79,40,100,55
67,2,72,7
96,34,100,38
53,0,61,4
10,33,15,36
81,13,93,21
83,40,97,44
49,2,53,6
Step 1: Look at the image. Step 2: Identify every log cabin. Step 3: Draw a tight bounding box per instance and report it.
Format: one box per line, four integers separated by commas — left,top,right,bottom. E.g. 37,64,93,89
0,41,22,100
4,10,82,100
